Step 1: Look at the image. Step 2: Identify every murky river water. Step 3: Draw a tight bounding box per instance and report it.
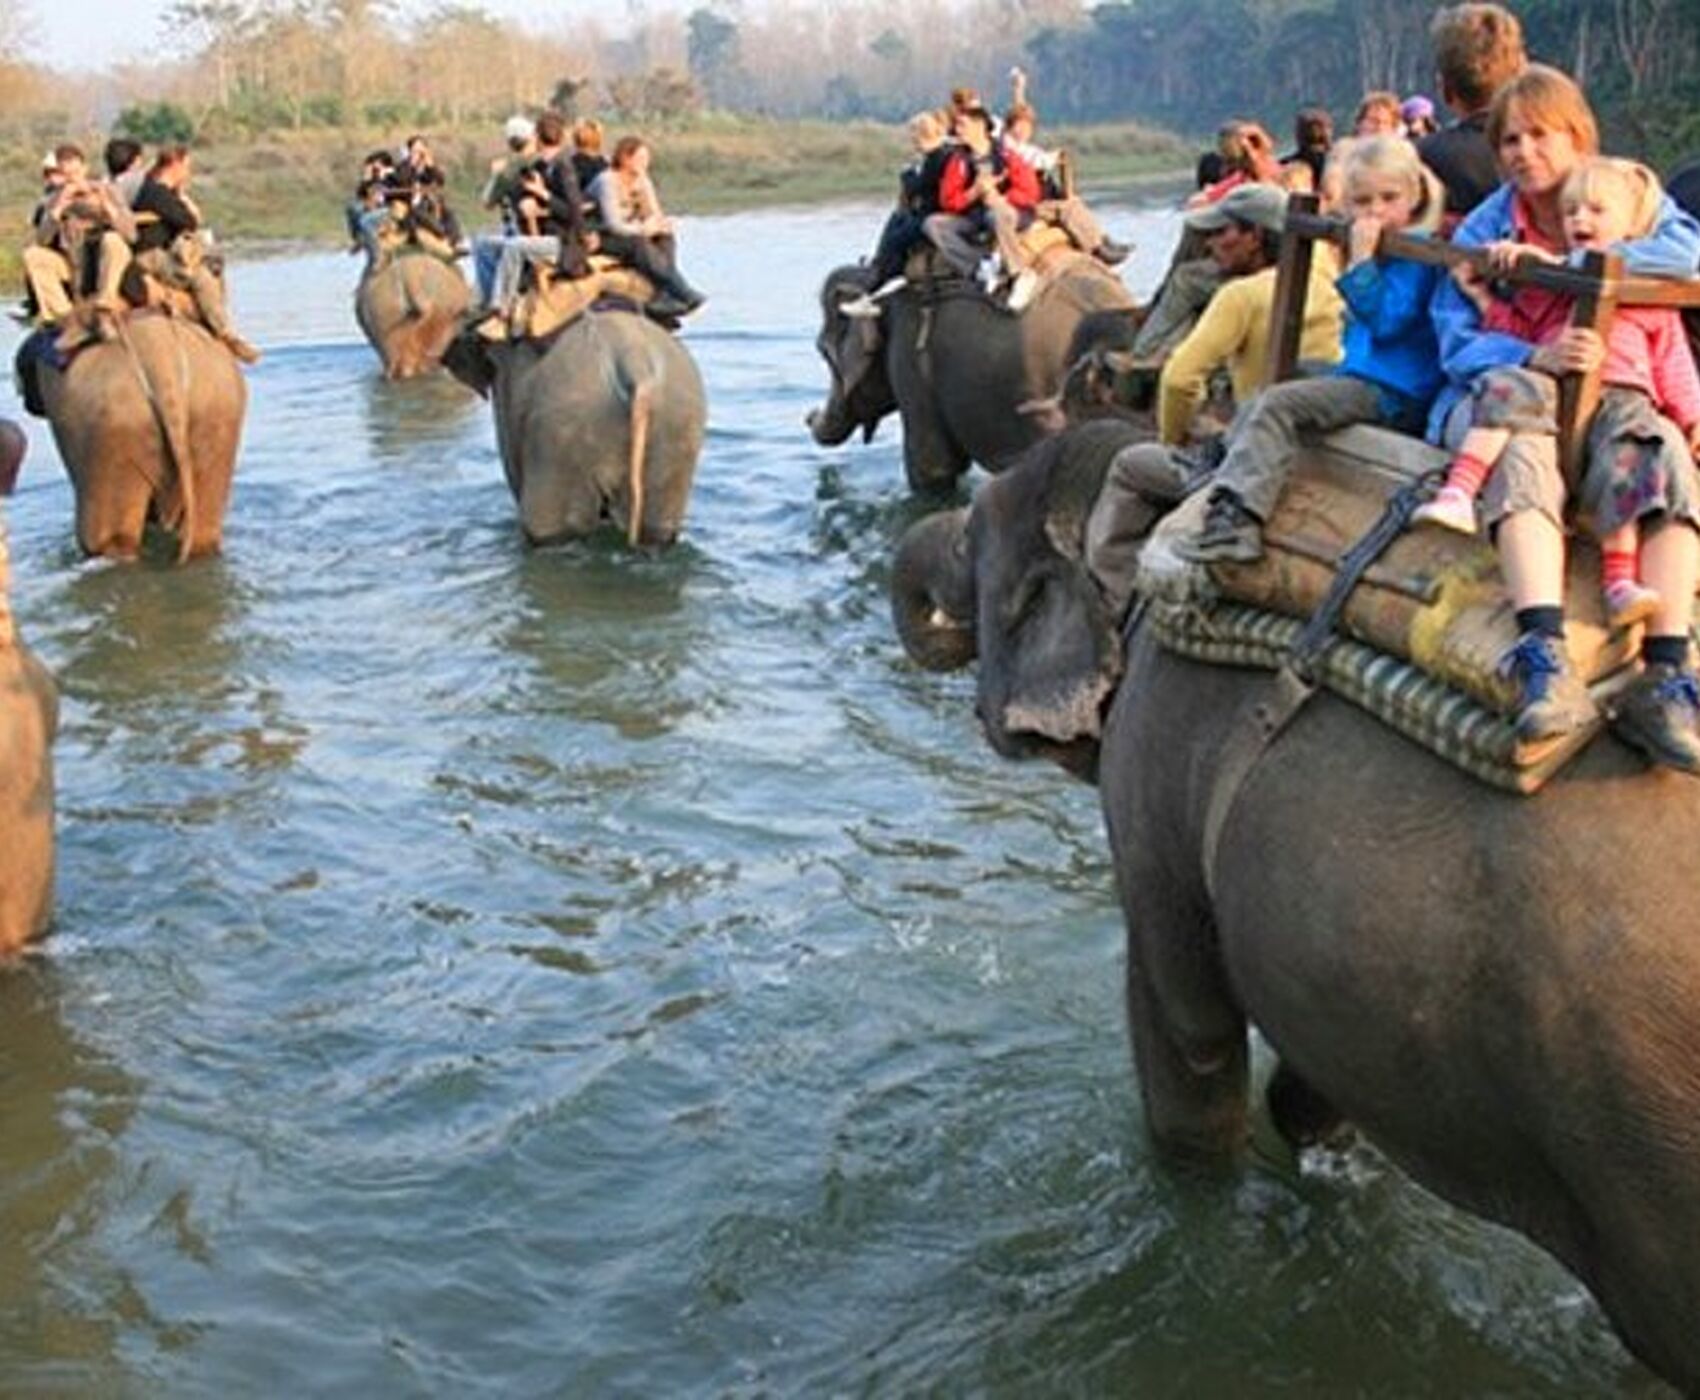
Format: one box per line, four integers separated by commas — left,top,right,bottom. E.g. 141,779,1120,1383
0,197,1661,1395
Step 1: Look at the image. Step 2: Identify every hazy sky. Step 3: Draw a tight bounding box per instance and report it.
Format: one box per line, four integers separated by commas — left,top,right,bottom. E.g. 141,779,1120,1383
32,0,676,71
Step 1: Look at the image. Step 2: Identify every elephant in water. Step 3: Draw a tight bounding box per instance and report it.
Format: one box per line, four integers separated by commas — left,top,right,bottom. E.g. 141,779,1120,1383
445,310,705,547
355,254,470,379
15,316,247,561
807,258,1135,492
0,423,58,954
890,421,1700,1393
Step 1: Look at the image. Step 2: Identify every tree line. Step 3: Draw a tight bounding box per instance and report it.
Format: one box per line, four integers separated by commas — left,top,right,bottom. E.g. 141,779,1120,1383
0,0,1695,166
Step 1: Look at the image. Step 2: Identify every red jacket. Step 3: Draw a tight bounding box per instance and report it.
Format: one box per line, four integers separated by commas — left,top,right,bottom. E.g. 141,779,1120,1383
937,143,1041,215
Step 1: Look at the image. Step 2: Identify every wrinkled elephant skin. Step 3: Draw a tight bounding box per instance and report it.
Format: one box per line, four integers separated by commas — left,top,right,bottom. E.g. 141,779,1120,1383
28,318,247,560
448,311,706,547
0,640,56,955
811,261,1135,492
891,423,1700,1393
356,256,471,379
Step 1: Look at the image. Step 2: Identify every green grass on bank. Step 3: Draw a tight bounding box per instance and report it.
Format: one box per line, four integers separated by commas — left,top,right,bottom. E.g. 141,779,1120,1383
0,114,1190,285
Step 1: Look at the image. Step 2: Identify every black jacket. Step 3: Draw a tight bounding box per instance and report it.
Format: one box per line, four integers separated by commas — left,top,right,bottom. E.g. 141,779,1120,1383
900,145,951,218
133,178,198,252
1418,113,1499,219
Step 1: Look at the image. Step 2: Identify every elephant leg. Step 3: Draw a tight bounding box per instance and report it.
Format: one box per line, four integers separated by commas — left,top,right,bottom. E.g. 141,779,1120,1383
1265,1060,1349,1150
519,446,603,545
900,398,970,496
1124,921,1251,1162
74,468,149,559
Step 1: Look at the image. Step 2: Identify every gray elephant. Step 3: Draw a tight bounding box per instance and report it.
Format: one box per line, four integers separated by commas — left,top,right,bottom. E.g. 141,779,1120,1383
355,254,470,379
445,310,705,546
16,318,247,560
0,427,58,955
890,421,1700,1394
807,260,1135,493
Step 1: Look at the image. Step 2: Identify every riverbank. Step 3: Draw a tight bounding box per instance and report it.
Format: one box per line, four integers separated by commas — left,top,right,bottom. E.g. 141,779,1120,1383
0,115,1189,290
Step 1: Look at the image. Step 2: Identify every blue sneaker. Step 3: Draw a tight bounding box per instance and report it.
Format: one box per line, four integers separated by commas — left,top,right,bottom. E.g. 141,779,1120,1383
1499,631,1596,742
1611,663,1700,774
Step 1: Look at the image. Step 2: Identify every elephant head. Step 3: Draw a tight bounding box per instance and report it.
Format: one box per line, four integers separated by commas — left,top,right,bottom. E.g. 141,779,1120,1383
807,265,897,447
442,327,496,399
891,418,1157,779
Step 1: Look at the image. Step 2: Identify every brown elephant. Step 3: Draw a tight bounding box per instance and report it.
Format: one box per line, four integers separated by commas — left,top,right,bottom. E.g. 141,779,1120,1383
16,316,248,561
807,258,1136,492
0,429,58,956
891,420,1700,1394
355,253,471,379
445,310,706,547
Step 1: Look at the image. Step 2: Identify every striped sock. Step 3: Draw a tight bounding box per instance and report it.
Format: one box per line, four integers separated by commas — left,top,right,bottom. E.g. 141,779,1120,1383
1445,452,1492,498
1602,547,1638,590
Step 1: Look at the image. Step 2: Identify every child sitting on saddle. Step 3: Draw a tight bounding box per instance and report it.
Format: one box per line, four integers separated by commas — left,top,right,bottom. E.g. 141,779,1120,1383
1178,136,1446,564
1413,158,1700,634
923,105,1044,312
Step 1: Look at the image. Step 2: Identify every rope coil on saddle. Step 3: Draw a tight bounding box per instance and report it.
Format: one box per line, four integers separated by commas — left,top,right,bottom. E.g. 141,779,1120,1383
1198,466,1446,899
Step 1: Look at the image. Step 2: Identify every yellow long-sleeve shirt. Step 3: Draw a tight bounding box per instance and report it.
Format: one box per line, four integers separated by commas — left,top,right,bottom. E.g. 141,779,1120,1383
1157,256,1346,445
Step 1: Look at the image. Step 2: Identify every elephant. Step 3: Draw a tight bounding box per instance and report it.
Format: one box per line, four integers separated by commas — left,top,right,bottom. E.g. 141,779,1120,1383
807,258,1137,493
0,426,58,955
15,316,247,561
890,419,1700,1394
444,310,706,547
355,253,471,379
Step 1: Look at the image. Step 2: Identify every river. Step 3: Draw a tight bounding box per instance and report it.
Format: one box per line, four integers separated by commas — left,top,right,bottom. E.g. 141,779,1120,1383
0,196,1659,1395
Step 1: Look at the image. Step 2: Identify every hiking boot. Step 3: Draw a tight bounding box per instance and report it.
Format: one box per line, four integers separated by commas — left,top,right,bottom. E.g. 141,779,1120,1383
1006,268,1040,313
1498,630,1596,743
1094,238,1131,267
1603,578,1661,629
222,333,262,365
646,293,692,320
976,257,1002,295
1411,484,1477,534
1611,662,1700,774
1175,490,1264,564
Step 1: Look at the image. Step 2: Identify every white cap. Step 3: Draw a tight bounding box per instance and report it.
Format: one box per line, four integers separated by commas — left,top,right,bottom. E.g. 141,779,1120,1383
503,115,534,143
40,149,57,171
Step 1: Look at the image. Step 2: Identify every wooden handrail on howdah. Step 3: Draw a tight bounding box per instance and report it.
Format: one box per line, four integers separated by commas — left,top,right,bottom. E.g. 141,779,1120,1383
1264,191,1700,485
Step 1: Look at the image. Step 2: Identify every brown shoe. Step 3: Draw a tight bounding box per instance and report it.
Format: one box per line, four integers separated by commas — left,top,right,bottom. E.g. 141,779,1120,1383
222,333,262,365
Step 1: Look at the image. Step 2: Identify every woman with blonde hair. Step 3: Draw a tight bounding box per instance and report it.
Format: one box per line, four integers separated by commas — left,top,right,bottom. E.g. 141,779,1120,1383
1179,136,1446,563
1427,64,1700,765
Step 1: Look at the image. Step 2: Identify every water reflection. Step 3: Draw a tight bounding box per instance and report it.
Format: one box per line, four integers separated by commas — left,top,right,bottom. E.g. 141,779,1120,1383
0,963,137,1391
360,371,476,465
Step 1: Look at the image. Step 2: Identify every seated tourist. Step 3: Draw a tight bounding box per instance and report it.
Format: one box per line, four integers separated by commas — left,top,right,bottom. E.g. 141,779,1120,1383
1418,1,1528,222
1156,182,1344,446
571,120,608,210
1354,91,1405,139
840,110,952,318
1402,95,1439,139
21,144,133,333
396,135,463,250
1428,66,1700,764
132,145,260,363
587,136,705,318
1282,108,1334,192
923,105,1043,311
482,111,592,328
1176,138,1444,563
1002,101,1129,266
105,138,146,207
347,149,396,252
1187,122,1281,209
473,116,537,301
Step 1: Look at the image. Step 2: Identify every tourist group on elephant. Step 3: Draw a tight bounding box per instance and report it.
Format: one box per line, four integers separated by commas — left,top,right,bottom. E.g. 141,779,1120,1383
9,0,1700,1391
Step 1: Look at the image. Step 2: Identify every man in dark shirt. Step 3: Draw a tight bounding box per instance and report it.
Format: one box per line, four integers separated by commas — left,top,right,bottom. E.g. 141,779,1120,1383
132,146,260,363
1416,2,1527,222
840,110,956,317
483,110,591,326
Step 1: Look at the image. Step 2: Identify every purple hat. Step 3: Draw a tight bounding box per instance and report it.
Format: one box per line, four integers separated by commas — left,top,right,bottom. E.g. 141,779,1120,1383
1401,95,1436,124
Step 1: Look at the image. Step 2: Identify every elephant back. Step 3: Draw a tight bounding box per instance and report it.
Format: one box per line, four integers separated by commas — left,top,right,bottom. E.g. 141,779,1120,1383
356,254,470,378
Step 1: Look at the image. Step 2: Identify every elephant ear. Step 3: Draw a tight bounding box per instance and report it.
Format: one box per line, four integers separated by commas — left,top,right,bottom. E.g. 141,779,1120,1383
994,551,1122,746
1039,418,1149,562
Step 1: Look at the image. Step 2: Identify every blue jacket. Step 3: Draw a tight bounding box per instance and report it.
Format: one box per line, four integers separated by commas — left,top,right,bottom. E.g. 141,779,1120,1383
1334,252,1444,425
1427,182,1700,440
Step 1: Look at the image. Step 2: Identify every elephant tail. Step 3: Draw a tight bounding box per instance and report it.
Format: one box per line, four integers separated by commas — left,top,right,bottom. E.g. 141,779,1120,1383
626,378,653,548
394,257,424,321
118,317,200,563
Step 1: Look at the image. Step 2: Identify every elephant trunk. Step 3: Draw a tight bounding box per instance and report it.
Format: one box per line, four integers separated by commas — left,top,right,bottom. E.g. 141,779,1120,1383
806,394,856,447
891,508,977,672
